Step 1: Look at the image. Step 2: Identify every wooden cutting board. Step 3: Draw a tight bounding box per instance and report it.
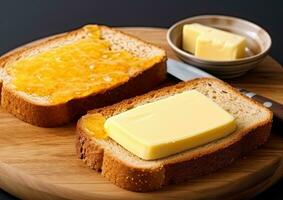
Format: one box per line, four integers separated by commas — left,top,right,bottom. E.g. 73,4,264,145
0,27,283,200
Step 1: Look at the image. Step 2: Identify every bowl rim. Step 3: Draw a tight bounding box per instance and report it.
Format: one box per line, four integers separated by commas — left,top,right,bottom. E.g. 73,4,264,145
166,15,272,65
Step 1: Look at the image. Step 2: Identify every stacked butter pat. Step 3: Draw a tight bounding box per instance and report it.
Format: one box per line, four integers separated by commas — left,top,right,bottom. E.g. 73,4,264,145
182,23,246,61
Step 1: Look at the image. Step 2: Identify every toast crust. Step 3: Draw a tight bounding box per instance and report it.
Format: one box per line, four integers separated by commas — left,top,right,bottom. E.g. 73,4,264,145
0,26,167,127
76,78,272,192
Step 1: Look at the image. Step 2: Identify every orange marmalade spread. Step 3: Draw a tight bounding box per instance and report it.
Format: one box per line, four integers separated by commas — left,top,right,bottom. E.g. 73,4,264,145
81,113,108,139
7,25,162,104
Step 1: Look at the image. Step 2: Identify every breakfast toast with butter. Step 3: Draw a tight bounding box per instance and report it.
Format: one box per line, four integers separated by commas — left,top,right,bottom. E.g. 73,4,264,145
0,25,166,127
76,78,272,192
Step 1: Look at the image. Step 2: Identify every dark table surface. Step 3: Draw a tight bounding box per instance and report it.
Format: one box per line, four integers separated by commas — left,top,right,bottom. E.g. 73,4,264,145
0,0,282,199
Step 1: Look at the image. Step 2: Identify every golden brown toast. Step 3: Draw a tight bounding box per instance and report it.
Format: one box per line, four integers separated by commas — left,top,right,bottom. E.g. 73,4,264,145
0,25,167,127
76,78,272,192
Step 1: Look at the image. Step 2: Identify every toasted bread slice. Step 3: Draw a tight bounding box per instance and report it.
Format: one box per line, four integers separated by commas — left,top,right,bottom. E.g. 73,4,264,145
76,78,272,192
0,25,167,127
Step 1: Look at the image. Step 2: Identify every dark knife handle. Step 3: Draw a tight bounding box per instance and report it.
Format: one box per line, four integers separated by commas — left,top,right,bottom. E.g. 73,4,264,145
239,88,283,124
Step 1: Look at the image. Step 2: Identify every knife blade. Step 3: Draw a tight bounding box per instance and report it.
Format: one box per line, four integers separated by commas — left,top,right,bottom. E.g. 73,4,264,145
167,59,214,80
167,58,283,124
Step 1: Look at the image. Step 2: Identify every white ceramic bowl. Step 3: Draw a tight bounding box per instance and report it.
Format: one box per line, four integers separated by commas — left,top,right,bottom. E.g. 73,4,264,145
167,15,272,78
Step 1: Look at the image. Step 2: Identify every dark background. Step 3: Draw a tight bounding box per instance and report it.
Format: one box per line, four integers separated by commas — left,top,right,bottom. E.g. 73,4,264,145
0,0,282,199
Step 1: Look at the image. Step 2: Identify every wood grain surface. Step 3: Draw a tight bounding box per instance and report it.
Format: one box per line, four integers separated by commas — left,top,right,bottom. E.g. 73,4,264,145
0,27,283,200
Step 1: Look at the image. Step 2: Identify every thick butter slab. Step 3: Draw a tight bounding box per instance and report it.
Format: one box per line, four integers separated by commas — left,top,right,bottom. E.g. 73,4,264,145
104,90,237,160
182,23,246,61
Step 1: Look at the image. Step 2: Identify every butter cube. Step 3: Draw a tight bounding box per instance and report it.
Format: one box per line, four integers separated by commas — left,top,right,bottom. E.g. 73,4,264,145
104,90,236,160
182,23,246,61
195,29,246,61
182,23,212,54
